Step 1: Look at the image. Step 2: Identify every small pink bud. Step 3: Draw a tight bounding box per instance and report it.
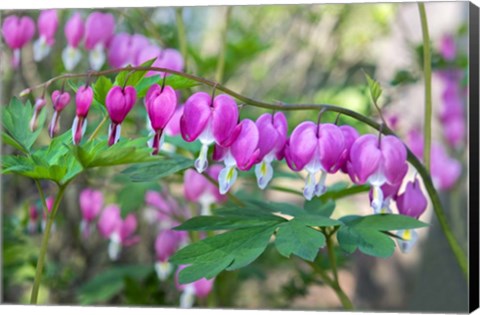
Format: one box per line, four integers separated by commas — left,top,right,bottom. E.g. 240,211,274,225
48,90,71,138
30,98,47,131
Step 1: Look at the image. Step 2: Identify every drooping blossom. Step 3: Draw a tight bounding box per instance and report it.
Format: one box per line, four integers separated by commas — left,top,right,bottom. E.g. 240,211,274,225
347,134,407,212
97,205,140,261
368,181,402,214
184,165,227,215
29,97,47,131
1,15,35,68
333,125,359,174
84,12,115,70
137,45,184,77
254,112,287,189
395,177,428,253
105,85,137,146
181,92,240,173
154,229,188,281
107,33,149,68
285,121,345,200
33,10,58,61
175,265,214,308
79,188,104,239
144,84,177,154
62,12,85,71
72,85,94,145
48,90,71,138
213,119,260,195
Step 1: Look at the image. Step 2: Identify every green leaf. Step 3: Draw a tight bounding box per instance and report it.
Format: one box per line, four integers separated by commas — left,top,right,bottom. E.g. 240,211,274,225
170,223,278,284
244,199,306,216
2,97,46,153
341,214,428,230
121,155,193,182
70,138,157,168
275,219,326,261
174,213,286,231
136,74,199,98
77,265,152,305
364,72,382,104
93,76,113,106
114,58,156,87
304,199,336,217
336,214,428,258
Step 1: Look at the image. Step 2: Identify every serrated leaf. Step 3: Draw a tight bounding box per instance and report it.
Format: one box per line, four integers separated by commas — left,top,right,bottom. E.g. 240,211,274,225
303,199,336,217
174,213,286,231
275,220,326,261
337,226,395,258
170,223,278,284
2,97,46,153
136,74,199,98
341,214,428,230
364,72,382,104
121,156,193,182
93,76,113,106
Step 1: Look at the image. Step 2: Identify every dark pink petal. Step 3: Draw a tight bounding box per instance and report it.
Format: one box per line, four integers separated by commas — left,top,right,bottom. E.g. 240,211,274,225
231,119,260,171
146,85,177,131
285,121,317,171
318,123,345,172
349,134,382,184
84,12,115,50
255,113,279,161
106,86,137,124
38,10,58,45
381,135,408,185
75,86,93,117
64,12,84,48
155,230,182,262
97,205,121,239
396,178,428,219
212,94,239,146
180,92,211,142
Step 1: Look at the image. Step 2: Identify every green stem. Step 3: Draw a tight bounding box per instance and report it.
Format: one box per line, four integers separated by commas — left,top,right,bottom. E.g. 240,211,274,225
175,8,188,72
326,233,339,284
87,116,108,142
30,184,67,304
34,179,48,215
20,66,468,278
418,3,432,172
215,6,232,83
305,260,353,310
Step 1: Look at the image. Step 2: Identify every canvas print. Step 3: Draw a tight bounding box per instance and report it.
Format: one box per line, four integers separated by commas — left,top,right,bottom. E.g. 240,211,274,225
0,2,476,313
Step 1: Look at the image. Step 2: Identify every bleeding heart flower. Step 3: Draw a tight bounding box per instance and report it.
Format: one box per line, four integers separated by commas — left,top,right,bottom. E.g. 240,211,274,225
213,119,260,195
368,181,402,214
144,84,178,154
333,125,359,174
79,188,103,239
33,10,58,62
2,15,35,68
71,85,93,145
175,265,214,308
97,205,140,261
62,13,85,71
154,229,188,281
180,92,240,173
395,177,428,253
184,165,227,215
30,97,47,131
253,112,287,189
84,12,115,70
108,33,149,68
347,134,407,211
285,121,345,200
105,85,137,146
165,105,184,137
48,90,71,138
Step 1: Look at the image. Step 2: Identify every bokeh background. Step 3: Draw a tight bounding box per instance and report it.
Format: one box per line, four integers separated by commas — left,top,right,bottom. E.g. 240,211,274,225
1,2,469,312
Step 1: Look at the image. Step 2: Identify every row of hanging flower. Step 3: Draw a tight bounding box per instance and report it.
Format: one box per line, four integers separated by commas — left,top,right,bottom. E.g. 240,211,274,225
2,10,183,73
